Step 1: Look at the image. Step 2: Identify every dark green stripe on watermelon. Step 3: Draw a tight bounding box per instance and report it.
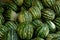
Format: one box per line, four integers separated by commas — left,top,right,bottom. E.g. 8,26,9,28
17,23,34,39
29,6,41,19
41,8,55,21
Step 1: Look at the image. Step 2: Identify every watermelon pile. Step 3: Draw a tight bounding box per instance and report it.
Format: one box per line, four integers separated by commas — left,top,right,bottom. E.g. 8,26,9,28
0,0,60,40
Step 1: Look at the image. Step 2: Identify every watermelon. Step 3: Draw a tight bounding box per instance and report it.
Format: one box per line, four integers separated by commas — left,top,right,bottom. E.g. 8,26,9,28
32,19,43,29
24,0,33,8
35,24,49,38
46,34,60,40
46,21,56,32
4,9,18,21
12,0,23,6
1,29,19,40
31,37,44,40
18,8,32,23
53,0,60,17
0,14,4,25
42,8,55,20
42,0,56,8
0,7,4,14
5,2,18,11
53,17,60,30
32,0,43,10
17,23,34,39
5,21,18,30
29,6,41,19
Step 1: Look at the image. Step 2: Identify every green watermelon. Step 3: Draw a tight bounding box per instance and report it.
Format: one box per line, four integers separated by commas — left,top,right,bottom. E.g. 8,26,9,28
24,0,33,8
18,8,32,23
0,2,5,7
29,6,41,19
5,2,18,11
12,0,23,6
0,7,4,14
53,17,60,30
46,21,56,32
35,24,49,38
0,21,18,39
42,8,55,20
17,23,34,39
56,31,60,34
52,37,60,40
5,21,18,30
4,9,18,21
0,25,8,39
53,0,60,17
1,29,19,40
31,37,44,40
0,14,4,25
32,0,43,10
42,0,56,8
32,19,43,29
46,34,60,40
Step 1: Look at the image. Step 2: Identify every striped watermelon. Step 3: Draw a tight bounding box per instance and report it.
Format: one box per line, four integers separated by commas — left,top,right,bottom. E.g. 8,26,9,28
42,8,55,21
17,23,34,39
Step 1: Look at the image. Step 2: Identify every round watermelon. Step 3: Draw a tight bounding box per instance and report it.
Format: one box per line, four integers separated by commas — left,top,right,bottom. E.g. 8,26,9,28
17,23,34,39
